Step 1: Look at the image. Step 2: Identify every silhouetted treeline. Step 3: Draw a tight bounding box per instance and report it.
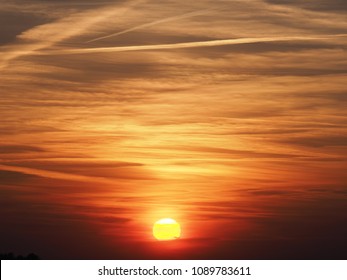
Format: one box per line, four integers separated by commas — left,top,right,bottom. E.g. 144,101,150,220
0,252,39,260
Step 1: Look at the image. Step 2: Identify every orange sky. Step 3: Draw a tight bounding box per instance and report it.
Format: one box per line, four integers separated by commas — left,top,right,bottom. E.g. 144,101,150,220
1,0,347,259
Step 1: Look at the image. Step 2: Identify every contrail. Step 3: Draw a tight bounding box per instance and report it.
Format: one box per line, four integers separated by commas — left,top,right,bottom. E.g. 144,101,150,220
40,34,347,55
86,9,212,43
41,2,127,7
0,0,147,71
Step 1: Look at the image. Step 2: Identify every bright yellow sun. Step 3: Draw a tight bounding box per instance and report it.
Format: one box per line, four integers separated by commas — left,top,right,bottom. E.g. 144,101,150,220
153,218,181,241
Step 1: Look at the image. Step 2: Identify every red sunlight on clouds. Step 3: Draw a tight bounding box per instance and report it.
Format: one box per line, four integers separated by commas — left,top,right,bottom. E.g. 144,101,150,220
0,0,347,260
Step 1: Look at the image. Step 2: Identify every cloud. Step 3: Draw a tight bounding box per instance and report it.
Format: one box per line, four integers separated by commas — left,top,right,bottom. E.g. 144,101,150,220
0,145,46,154
98,216,131,224
4,159,151,180
41,34,347,55
278,135,347,148
0,0,144,69
0,0,346,260
265,0,347,11
170,145,303,159
0,170,41,185
0,10,49,45
86,8,213,43
27,0,126,6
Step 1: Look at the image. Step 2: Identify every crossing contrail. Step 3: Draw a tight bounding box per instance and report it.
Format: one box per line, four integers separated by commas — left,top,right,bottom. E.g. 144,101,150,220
86,9,213,43
41,34,347,55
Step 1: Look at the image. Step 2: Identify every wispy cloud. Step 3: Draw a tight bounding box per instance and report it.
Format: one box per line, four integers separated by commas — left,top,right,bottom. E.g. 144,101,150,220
0,145,46,154
41,34,347,54
1,0,347,259
0,0,145,70
86,8,213,43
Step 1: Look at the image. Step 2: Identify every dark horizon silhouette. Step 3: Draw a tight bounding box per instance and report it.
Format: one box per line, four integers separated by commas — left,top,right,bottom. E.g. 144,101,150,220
0,253,40,260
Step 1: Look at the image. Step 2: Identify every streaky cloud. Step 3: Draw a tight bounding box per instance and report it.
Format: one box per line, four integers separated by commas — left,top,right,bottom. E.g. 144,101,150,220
0,0,145,70
0,145,45,154
43,34,347,55
0,164,125,185
86,9,214,43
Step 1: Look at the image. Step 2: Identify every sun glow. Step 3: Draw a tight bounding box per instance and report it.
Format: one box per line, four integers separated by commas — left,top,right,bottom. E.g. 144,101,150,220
153,218,181,241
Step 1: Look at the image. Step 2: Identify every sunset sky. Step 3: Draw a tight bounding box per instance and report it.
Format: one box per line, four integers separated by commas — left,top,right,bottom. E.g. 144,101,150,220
1,0,347,259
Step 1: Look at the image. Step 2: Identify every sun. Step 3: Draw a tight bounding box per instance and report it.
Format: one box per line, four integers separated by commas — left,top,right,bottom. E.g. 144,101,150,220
153,218,181,241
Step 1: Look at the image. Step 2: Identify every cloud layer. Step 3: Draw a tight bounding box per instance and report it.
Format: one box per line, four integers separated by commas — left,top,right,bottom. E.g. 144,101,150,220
1,0,346,259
